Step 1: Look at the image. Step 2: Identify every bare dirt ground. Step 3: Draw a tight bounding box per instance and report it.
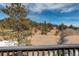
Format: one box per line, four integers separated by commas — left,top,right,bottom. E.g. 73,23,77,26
0,28,79,45
28,28,79,45
65,35,79,44
28,29,59,45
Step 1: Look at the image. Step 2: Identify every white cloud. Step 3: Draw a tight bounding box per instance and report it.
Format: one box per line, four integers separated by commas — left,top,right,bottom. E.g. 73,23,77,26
0,3,76,13
60,7,75,13
27,3,73,13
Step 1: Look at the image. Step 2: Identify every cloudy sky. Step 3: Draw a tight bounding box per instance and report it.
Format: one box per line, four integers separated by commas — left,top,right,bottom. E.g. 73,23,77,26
0,3,79,26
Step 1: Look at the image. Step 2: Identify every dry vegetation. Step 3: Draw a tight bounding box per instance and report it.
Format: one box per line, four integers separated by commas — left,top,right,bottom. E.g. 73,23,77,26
0,3,79,46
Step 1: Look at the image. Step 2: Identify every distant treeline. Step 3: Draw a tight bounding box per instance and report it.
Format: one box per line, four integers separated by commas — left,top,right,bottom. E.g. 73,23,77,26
0,17,78,31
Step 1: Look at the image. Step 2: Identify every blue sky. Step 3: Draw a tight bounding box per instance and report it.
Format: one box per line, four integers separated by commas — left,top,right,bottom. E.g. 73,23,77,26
0,3,79,27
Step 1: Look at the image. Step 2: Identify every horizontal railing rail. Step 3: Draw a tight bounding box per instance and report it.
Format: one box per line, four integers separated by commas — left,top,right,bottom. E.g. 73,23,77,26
0,44,79,56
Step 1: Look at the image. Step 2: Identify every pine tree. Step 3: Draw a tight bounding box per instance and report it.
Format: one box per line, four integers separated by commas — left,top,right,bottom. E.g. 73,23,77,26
0,3,31,46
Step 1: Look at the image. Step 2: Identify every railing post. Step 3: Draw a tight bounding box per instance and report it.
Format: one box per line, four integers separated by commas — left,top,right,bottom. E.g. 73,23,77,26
78,49,79,56
52,49,55,56
7,51,9,56
48,50,50,56
57,49,60,56
12,51,15,56
62,49,65,56
17,51,23,56
26,51,29,56
37,50,39,56
32,51,34,56
42,50,44,56
73,49,75,56
68,49,70,56
1,51,3,56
